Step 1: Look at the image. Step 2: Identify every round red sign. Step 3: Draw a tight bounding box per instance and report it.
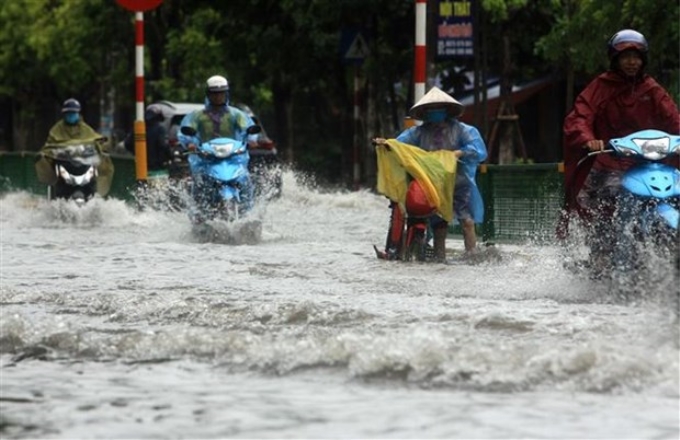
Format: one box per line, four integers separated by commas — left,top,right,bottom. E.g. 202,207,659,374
116,0,163,12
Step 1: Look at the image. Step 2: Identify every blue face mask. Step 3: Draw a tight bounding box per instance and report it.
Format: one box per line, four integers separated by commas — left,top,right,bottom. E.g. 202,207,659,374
64,112,80,125
424,109,447,123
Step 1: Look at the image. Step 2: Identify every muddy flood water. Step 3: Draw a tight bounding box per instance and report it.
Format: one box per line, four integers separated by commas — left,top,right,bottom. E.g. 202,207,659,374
1,172,678,439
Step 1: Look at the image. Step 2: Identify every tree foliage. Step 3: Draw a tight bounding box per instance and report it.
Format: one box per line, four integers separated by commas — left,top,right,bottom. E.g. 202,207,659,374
536,0,679,89
0,0,677,180
0,0,129,99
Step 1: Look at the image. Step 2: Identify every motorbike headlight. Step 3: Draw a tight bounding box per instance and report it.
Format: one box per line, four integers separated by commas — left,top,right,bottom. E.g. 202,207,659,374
211,142,235,158
633,136,670,160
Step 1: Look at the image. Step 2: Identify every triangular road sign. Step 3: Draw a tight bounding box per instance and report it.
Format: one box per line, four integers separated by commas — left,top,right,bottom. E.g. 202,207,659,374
345,33,370,60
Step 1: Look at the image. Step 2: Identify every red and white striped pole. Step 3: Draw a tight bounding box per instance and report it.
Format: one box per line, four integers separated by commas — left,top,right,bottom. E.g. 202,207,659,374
133,11,148,181
116,0,161,182
414,0,427,103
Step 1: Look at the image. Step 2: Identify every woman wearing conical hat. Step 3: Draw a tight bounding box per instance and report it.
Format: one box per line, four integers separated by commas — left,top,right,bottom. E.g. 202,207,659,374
377,86,487,260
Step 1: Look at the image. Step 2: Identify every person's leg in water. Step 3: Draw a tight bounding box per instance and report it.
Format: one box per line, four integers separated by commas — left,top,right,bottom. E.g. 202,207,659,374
453,179,477,255
579,170,622,278
429,216,448,262
461,218,477,252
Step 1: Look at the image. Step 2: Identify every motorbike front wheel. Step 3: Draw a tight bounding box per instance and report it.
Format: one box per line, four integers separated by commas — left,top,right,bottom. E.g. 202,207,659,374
403,222,428,262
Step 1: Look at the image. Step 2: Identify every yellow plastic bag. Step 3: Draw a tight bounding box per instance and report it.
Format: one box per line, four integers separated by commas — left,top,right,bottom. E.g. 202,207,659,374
376,139,457,222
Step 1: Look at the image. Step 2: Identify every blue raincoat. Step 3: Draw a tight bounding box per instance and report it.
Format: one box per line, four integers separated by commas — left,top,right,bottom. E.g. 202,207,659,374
178,100,256,148
396,120,487,223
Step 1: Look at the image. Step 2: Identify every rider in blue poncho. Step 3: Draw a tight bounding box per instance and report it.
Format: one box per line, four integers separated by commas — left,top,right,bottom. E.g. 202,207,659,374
393,86,487,258
177,74,259,220
178,74,257,149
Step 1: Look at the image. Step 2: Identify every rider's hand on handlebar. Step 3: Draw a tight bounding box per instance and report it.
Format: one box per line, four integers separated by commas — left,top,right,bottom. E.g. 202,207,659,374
584,140,605,152
187,143,197,152
372,137,387,146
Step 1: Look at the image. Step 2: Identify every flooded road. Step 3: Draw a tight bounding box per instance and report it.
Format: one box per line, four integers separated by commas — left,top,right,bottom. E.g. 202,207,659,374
1,172,678,439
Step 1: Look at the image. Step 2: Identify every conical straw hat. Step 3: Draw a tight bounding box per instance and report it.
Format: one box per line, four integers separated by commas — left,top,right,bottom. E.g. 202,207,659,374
408,86,464,120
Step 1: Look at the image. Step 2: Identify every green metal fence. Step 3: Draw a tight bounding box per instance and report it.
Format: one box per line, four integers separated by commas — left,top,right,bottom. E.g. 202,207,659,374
0,152,137,201
0,152,565,242
477,163,564,243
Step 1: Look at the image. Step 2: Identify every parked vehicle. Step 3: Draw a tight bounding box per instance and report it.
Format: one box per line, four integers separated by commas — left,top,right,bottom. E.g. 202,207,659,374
152,101,203,180
235,104,283,200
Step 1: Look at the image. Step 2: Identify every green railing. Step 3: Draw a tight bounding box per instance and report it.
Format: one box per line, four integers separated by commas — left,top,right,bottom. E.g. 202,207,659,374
476,163,564,243
0,151,138,201
0,152,565,242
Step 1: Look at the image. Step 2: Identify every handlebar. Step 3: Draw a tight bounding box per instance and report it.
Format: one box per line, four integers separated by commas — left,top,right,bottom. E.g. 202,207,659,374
584,148,613,158
576,148,612,167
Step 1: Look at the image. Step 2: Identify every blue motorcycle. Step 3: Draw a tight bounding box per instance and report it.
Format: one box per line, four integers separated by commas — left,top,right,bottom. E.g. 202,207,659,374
582,129,680,292
605,129,680,233
179,125,261,226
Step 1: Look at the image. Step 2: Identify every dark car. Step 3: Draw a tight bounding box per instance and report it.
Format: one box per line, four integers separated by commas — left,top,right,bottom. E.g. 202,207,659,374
153,101,282,199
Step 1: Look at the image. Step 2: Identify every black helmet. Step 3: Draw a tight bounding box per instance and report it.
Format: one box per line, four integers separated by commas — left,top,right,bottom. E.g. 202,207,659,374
61,98,81,113
144,104,164,122
607,29,648,68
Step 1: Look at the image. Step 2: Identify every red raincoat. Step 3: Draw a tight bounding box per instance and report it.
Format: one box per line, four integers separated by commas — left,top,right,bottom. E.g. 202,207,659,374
559,70,680,237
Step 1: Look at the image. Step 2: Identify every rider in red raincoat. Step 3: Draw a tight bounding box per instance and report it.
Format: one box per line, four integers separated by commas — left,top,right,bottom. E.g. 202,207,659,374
559,29,680,272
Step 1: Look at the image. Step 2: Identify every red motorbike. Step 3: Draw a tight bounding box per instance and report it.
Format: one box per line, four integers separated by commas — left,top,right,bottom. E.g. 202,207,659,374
374,180,437,261
373,139,456,262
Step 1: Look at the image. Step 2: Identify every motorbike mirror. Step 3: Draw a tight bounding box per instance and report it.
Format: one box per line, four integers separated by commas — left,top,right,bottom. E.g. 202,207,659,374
247,125,262,135
180,126,197,136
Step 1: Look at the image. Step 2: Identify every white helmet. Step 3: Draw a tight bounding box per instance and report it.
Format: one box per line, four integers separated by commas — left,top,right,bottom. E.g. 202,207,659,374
206,75,229,93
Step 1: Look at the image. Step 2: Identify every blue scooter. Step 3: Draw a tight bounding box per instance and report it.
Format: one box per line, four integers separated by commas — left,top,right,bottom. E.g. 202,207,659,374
179,125,261,226
603,129,680,230
582,129,680,293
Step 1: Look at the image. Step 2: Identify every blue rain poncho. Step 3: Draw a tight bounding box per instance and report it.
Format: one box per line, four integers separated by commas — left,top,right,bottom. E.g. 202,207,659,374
396,120,487,223
178,101,256,148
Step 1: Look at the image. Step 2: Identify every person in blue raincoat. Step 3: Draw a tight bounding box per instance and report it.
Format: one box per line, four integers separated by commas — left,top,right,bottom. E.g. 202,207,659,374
178,74,256,149
380,86,487,258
